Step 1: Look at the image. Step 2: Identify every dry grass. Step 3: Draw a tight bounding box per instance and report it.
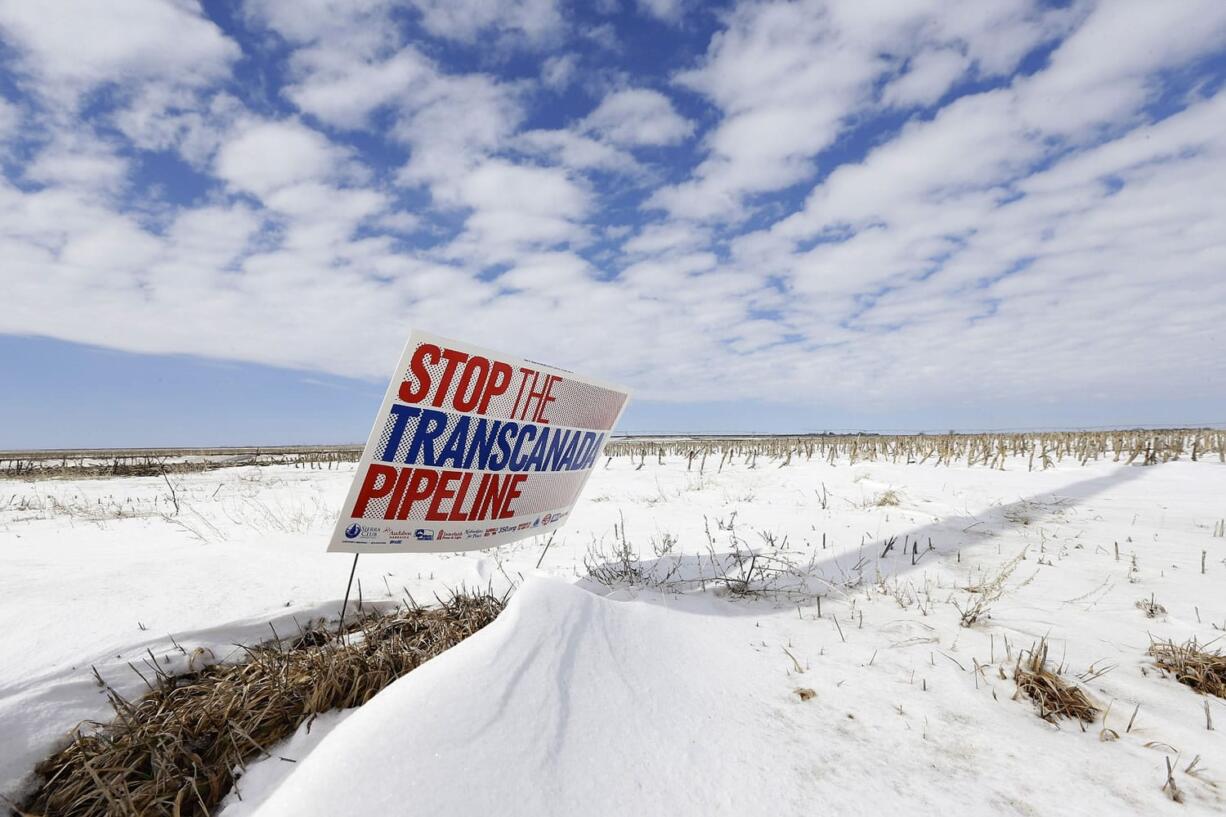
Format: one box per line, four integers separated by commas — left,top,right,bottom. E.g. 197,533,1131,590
1134,594,1166,618
1013,640,1099,724
954,548,1029,628
874,489,901,507
1149,637,1226,698
16,591,505,817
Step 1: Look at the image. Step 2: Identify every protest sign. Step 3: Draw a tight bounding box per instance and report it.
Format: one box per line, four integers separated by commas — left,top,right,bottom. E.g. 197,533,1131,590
329,330,630,553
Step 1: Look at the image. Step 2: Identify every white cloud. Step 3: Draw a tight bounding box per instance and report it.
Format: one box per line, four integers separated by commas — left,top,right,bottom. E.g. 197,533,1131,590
394,71,525,194
440,159,591,264
25,136,129,194
0,0,237,102
407,0,564,46
2,0,1224,420
516,129,639,174
460,160,587,216
287,49,432,128
1015,0,1226,136
581,23,620,53
582,88,693,147
113,88,245,167
498,251,597,292
622,221,710,256
882,48,971,108
165,204,263,269
710,5,1226,406
0,97,19,142
214,119,352,198
637,0,687,24
541,54,578,91
243,0,395,46
652,0,1068,221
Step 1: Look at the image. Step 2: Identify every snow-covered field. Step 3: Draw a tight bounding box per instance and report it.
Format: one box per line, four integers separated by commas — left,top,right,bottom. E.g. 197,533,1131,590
2,453,1224,814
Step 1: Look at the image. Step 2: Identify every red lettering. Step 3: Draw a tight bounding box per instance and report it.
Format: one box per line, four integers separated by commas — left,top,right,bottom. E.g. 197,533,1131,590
517,372,558,423
352,463,397,517
399,344,440,404
475,473,506,520
467,473,492,520
497,474,527,519
536,375,558,423
431,348,469,408
478,361,512,414
452,356,489,413
510,367,533,419
396,468,439,519
425,470,463,521
383,466,414,520
448,472,474,521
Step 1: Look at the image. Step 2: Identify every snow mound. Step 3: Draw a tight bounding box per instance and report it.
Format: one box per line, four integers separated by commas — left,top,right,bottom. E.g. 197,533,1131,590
253,578,791,817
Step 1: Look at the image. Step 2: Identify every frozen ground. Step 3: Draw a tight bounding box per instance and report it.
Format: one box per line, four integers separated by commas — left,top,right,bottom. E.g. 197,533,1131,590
2,453,1224,814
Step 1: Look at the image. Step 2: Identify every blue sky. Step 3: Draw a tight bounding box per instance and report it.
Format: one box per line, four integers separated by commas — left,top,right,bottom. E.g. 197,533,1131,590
1,1,1224,448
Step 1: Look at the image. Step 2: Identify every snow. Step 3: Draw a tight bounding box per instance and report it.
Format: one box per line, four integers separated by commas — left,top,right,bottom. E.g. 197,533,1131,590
2,453,1225,813
216,709,353,817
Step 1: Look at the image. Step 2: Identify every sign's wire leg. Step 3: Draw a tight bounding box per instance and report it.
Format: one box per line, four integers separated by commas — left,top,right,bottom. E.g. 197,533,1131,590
337,552,361,638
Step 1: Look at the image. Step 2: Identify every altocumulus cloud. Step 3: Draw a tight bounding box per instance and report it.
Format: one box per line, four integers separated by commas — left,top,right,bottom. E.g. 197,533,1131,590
0,0,1223,415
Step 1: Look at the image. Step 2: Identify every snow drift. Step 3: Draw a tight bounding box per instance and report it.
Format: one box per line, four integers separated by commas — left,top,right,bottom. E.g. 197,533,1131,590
252,577,790,816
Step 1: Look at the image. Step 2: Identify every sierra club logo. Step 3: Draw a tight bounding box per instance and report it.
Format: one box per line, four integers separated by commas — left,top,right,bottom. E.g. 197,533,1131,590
343,523,383,541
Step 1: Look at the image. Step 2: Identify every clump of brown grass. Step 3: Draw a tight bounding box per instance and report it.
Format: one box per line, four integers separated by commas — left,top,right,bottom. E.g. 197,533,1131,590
874,489,901,507
17,590,505,817
1013,640,1099,724
1135,594,1166,618
1148,637,1226,698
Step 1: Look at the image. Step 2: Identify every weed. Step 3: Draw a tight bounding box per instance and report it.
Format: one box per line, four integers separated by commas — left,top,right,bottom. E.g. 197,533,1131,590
1013,640,1099,723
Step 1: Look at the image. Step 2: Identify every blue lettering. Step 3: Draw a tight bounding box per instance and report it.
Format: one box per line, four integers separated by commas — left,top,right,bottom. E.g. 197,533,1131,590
544,429,573,471
510,424,538,472
381,404,421,462
436,415,471,468
407,408,447,466
488,421,519,471
557,431,580,470
463,418,497,470
524,427,550,471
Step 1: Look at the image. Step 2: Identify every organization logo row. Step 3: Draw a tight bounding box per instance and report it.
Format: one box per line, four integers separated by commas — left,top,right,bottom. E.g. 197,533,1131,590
344,511,566,544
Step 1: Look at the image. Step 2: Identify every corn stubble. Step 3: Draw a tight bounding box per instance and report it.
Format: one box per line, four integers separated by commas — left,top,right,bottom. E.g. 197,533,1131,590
18,591,505,817
5,427,1224,480
604,428,1226,472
